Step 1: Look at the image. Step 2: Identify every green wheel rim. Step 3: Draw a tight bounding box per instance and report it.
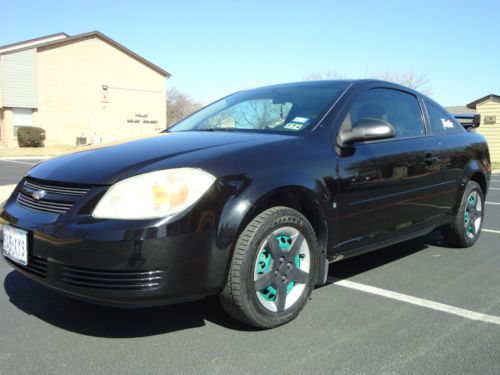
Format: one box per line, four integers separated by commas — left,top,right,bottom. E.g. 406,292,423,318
464,190,482,239
256,235,302,301
254,227,310,312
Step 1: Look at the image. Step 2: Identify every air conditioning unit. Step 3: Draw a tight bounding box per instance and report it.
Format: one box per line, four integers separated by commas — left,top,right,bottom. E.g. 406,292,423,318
76,136,87,146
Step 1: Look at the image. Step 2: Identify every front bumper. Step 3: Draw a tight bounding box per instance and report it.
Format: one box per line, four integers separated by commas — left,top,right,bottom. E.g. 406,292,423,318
0,180,230,307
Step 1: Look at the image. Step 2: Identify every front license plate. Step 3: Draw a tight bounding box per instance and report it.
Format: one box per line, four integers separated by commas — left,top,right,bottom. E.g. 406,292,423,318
2,225,28,266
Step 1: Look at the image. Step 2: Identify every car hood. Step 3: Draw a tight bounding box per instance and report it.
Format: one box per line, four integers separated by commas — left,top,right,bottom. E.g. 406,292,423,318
27,131,290,185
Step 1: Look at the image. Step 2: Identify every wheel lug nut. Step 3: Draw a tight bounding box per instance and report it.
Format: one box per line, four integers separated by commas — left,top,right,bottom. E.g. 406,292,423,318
282,276,287,282
279,257,284,263
287,263,292,269
274,270,279,277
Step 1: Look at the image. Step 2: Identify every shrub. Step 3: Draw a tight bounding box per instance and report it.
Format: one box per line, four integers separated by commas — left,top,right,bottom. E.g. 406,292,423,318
17,127,46,147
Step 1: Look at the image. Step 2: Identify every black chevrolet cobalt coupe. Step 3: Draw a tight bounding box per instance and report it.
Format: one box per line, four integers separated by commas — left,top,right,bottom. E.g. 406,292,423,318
1,80,491,328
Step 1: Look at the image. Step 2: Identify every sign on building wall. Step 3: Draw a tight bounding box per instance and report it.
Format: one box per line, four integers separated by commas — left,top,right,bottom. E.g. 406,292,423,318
101,85,109,103
484,116,496,125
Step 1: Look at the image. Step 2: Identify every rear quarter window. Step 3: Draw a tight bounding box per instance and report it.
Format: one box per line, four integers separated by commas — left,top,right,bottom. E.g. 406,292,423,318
425,100,463,135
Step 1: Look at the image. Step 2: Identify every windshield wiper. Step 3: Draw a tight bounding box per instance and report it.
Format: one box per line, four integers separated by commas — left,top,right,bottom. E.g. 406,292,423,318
198,128,235,131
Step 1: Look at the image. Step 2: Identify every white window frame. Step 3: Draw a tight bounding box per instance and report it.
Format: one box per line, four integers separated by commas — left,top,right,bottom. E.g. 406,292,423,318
12,108,33,138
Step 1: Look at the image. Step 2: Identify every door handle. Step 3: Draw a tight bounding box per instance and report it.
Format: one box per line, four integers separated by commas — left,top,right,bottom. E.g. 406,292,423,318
424,153,439,165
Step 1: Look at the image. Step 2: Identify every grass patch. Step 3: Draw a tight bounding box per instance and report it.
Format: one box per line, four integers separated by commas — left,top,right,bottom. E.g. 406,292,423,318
492,161,500,172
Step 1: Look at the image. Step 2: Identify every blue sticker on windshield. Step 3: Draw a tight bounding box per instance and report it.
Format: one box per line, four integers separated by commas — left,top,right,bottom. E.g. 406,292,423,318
292,117,310,124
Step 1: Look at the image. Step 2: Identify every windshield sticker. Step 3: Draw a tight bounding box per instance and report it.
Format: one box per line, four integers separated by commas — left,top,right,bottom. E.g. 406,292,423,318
291,117,310,124
441,118,454,129
284,122,304,131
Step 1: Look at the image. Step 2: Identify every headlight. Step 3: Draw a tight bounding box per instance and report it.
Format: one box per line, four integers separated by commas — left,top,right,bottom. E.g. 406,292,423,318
92,168,216,220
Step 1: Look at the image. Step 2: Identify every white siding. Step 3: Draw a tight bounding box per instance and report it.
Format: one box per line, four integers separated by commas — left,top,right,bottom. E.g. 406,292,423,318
476,98,500,162
0,49,37,108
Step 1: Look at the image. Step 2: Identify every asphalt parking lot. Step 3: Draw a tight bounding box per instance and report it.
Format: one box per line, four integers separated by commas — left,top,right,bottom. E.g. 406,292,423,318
0,159,43,185
0,162,499,374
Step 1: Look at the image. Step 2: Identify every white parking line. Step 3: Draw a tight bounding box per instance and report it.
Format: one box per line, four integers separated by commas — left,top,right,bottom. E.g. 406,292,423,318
483,229,500,234
333,279,500,325
486,202,500,205
490,188,500,190
0,160,36,165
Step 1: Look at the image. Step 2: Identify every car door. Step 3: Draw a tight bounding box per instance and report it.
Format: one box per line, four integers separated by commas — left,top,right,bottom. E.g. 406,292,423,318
331,86,444,254
423,98,468,213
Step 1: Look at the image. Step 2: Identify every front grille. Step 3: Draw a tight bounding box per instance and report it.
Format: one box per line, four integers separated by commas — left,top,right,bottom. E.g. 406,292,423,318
5,254,48,278
24,179,90,196
16,178,91,215
60,266,165,291
17,192,74,214
5,253,164,291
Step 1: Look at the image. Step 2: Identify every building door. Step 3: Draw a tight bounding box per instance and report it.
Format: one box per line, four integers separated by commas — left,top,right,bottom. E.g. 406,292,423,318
13,108,33,138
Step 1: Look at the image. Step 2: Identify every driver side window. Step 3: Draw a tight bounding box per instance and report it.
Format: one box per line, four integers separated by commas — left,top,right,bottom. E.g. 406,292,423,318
341,88,425,138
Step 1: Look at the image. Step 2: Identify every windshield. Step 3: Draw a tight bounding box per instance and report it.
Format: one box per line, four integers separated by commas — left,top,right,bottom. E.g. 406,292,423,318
169,82,350,134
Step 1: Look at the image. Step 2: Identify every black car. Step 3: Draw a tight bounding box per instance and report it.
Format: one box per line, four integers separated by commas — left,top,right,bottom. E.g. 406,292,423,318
0,80,491,328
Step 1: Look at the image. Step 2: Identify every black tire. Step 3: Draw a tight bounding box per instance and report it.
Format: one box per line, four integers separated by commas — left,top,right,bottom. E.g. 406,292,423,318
219,206,319,329
442,181,484,248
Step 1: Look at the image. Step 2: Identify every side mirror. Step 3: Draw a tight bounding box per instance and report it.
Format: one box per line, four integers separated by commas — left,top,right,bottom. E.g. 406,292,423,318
338,118,395,146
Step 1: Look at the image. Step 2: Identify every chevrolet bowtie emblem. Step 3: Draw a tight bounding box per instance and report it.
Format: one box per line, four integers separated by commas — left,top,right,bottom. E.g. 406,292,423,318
32,190,47,201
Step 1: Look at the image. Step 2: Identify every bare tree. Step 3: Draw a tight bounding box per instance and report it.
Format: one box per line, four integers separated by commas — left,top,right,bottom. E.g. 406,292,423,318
237,100,281,129
204,100,288,130
370,72,432,95
303,69,432,95
204,112,235,128
303,69,344,81
167,87,203,127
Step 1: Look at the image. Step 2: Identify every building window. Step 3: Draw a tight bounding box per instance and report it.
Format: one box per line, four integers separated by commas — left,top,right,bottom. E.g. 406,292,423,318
13,108,33,137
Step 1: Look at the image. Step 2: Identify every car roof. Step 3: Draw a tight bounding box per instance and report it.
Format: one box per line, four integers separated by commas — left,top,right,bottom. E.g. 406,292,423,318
250,79,412,92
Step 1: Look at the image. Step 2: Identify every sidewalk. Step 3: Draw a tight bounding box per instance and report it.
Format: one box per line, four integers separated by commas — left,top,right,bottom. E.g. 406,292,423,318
0,137,148,158
0,156,50,160
0,185,15,203
0,145,80,158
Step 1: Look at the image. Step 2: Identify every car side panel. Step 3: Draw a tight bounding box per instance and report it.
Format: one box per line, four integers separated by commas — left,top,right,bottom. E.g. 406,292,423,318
328,82,446,255
334,135,444,253
438,132,491,214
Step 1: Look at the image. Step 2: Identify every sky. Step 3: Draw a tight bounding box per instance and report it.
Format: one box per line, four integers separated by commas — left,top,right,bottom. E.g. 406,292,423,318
1,0,499,106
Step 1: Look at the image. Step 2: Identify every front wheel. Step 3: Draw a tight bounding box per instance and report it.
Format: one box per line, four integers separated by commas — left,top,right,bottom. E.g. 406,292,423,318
442,181,484,247
219,207,319,329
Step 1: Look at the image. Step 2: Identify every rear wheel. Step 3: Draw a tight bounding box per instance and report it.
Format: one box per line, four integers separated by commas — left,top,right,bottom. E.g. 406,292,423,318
442,181,484,247
219,207,319,329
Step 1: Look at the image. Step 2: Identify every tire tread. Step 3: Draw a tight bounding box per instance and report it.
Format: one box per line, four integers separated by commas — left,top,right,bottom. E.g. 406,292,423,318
219,206,316,328
442,181,482,248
